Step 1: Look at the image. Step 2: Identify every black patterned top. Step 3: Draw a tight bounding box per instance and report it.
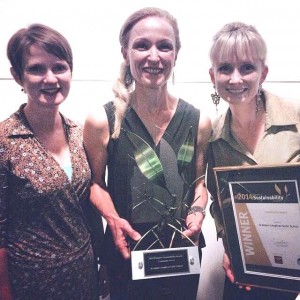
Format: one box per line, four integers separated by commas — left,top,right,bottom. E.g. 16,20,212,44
0,104,92,269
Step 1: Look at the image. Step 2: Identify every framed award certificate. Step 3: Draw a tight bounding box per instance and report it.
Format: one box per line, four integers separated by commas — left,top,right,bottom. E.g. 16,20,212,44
214,163,300,292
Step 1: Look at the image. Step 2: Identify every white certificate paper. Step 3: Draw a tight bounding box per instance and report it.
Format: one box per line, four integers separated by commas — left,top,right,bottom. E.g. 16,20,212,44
229,179,300,280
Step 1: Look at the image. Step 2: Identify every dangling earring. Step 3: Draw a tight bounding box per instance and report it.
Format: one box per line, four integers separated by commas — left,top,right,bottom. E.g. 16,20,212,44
124,66,133,88
21,88,25,93
172,71,175,85
256,85,262,115
211,86,220,113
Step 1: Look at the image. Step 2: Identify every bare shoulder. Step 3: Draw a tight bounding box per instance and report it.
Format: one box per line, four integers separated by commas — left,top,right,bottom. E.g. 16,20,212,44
199,109,212,136
84,105,109,130
83,105,110,147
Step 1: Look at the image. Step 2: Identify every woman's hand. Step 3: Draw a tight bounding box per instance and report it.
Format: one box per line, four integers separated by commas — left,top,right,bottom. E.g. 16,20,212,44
223,252,235,283
108,216,141,259
182,207,205,245
223,252,252,291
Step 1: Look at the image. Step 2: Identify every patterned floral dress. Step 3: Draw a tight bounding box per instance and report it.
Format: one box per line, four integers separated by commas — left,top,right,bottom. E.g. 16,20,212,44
0,104,98,300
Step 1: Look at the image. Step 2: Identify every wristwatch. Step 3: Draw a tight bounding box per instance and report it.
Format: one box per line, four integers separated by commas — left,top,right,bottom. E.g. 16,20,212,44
187,205,206,216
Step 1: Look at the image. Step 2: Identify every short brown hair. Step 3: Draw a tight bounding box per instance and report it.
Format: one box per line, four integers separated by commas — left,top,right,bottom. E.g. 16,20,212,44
7,23,73,81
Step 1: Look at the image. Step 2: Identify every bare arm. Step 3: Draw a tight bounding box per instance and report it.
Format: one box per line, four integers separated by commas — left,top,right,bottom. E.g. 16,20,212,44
0,158,13,299
182,112,212,240
0,248,13,300
83,106,140,259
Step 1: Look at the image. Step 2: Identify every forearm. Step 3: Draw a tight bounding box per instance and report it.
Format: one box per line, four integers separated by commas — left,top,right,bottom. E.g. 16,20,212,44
210,196,225,238
183,181,207,239
192,112,211,221
0,248,13,300
89,182,141,259
90,182,120,226
0,165,12,299
192,181,208,212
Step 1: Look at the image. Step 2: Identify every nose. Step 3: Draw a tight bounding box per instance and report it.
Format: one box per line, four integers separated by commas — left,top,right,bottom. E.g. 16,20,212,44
148,46,160,62
43,70,58,83
229,68,243,83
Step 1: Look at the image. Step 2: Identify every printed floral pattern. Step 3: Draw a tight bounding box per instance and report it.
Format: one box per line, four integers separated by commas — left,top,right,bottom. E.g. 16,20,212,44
0,104,97,299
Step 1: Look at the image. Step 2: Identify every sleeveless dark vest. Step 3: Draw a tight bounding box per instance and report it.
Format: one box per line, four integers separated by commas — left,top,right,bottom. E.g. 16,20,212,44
104,99,205,258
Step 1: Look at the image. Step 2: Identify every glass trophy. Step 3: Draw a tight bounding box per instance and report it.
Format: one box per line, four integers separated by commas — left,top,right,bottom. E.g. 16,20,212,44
124,128,201,280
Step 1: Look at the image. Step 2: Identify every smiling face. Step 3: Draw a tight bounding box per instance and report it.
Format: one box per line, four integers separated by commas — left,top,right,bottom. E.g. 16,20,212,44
123,16,177,90
210,54,268,106
209,22,269,108
17,44,72,110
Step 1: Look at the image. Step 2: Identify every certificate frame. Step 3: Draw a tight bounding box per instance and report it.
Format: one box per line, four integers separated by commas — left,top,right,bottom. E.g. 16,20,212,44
214,163,300,292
